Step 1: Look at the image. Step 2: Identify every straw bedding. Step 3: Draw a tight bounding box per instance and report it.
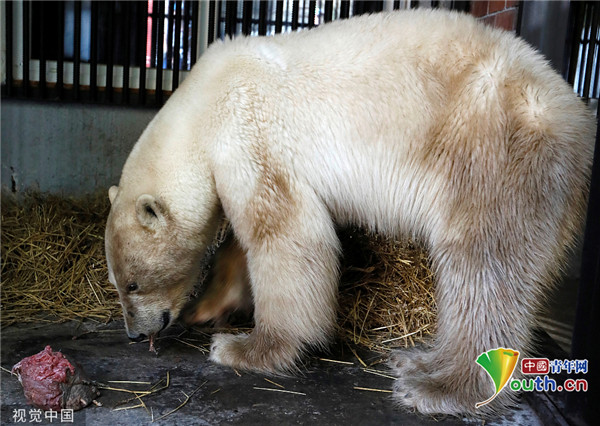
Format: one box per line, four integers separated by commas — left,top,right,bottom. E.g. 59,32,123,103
1,193,436,351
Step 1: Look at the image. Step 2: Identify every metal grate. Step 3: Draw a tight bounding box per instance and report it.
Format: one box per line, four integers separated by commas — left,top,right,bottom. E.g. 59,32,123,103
2,1,200,107
213,1,469,40
567,1,600,101
2,0,470,108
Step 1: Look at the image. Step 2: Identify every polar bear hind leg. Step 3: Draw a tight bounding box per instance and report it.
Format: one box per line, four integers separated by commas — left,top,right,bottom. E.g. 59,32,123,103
388,67,591,417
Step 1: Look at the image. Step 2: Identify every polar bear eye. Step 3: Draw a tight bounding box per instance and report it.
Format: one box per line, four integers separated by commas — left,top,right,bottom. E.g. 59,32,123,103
127,282,139,293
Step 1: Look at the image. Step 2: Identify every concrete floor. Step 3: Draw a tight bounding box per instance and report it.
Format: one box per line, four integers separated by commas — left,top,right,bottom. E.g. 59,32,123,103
1,320,545,426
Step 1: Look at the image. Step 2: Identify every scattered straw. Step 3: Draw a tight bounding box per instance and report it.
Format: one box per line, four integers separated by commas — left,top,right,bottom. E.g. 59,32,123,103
362,369,397,380
349,346,367,368
172,337,209,354
108,380,152,385
353,386,393,393
318,358,354,366
153,381,206,422
253,387,306,396
1,366,16,375
263,378,285,389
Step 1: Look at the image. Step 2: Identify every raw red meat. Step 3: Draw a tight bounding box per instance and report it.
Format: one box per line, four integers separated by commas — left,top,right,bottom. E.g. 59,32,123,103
11,345,99,411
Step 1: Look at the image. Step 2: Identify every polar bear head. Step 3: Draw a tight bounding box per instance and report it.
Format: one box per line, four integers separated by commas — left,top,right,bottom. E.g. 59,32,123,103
105,174,219,342
105,186,195,340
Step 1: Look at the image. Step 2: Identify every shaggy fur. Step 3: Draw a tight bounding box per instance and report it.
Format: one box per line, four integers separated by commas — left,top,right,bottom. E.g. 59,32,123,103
105,10,595,417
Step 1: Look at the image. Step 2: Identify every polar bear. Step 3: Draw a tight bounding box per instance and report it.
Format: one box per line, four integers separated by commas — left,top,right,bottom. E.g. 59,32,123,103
105,9,595,417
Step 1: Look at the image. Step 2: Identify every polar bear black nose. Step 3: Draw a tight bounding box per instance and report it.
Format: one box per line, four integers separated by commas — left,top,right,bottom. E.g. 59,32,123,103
160,311,171,331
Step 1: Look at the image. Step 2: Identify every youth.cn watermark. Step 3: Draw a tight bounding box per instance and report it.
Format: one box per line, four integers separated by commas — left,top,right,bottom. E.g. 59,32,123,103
510,357,588,392
475,347,589,409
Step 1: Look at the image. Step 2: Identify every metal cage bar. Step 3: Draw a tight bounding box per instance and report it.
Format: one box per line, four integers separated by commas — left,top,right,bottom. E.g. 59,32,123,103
38,1,46,99
123,2,132,104
106,2,115,102
90,1,98,101
23,0,30,98
172,0,183,91
191,0,199,66
73,1,81,100
138,2,148,106
156,1,165,105
275,1,284,33
5,1,13,97
258,1,268,35
291,0,300,30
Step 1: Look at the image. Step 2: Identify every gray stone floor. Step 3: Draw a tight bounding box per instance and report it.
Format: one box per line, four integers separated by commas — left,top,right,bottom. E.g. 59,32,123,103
1,320,544,426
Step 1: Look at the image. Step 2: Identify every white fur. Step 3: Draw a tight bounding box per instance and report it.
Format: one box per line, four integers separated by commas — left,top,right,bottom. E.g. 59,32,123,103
106,10,595,418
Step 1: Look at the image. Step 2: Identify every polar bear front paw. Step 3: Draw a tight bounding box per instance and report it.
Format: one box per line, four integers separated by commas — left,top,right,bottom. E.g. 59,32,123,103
209,332,299,373
209,333,248,366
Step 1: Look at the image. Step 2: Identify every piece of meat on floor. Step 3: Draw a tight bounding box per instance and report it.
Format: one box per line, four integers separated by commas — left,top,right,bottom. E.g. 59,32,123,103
11,345,99,411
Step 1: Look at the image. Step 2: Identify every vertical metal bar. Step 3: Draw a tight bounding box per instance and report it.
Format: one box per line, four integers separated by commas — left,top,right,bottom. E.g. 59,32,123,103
259,1,268,35
275,1,284,33
172,1,182,90
578,3,592,96
90,1,98,101
123,1,132,104
208,0,216,45
156,1,165,105
23,0,30,97
340,1,350,19
106,1,114,102
39,1,46,98
166,0,175,69
5,0,13,96
191,0,199,65
139,1,148,105
353,1,364,16
225,0,236,38
308,1,316,28
324,0,333,23
452,1,470,13
291,0,299,30
515,0,524,37
242,0,252,35
151,0,158,66
567,2,585,86
57,1,64,99
182,1,190,70
73,1,81,100
593,4,600,99
593,44,600,99
592,7,600,100
583,3,599,99
216,0,222,40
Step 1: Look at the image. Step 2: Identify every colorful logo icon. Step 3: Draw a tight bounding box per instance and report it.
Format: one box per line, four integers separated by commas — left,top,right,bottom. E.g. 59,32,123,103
475,348,520,408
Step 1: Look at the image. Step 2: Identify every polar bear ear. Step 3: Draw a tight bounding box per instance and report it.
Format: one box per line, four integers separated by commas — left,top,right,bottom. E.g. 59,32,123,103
108,186,119,205
135,194,168,230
